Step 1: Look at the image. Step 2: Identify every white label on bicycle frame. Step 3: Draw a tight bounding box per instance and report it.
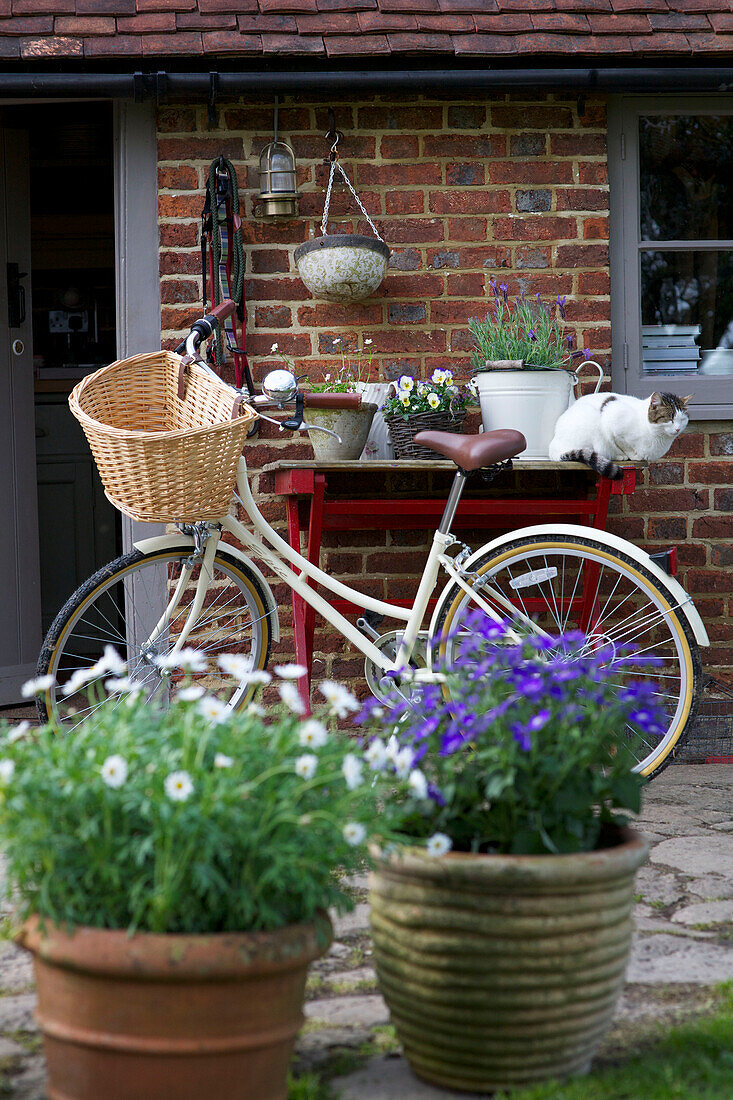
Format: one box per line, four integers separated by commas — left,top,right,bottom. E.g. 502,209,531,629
509,567,558,590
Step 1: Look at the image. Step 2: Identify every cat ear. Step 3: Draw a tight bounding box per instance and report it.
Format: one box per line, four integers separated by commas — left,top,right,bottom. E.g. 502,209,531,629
679,394,694,406
649,392,662,407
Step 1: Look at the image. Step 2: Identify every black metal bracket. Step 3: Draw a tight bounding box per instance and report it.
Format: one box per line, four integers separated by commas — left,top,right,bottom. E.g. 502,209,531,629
281,392,305,431
478,458,514,484
208,72,219,129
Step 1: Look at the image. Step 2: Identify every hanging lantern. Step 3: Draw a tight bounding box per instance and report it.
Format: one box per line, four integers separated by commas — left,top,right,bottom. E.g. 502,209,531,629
258,98,298,217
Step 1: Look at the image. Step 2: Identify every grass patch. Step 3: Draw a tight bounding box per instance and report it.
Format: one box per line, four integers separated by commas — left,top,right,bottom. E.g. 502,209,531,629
287,1071,334,1100
493,983,733,1100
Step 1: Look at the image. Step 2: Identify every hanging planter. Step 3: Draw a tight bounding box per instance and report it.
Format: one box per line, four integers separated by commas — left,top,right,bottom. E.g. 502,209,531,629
295,134,390,304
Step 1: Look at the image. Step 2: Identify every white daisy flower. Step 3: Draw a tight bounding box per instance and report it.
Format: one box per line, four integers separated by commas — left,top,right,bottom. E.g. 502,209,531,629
178,684,206,702
101,754,128,789
431,369,446,384
155,648,207,673
342,753,363,790
217,653,253,677
279,681,306,715
320,681,359,718
298,719,328,749
343,822,367,847
408,768,429,800
364,737,388,772
104,676,143,697
214,753,233,768
96,645,127,677
165,770,194,802
364,338,373,346
0,759,15,784
398,375,414,391
427,392,440,410
274,663,308,680
248,702,266,717
333,337,341,345
426,832,452,857
197,696,230,725
21,674,55,698
385,734,401,763
271,342,279,352
295,753,317,780
62,665,103,696
393,746,415,780
6,721,30,744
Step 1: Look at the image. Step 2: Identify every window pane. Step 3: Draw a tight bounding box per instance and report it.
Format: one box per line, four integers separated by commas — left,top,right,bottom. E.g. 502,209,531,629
641,250,733,376
639,116,733,242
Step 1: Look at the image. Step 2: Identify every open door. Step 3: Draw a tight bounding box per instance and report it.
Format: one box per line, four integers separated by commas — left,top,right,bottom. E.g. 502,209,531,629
0,129,42,703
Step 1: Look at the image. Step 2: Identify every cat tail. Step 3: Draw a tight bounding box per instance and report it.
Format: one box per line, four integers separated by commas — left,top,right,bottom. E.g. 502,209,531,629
560,449,623,480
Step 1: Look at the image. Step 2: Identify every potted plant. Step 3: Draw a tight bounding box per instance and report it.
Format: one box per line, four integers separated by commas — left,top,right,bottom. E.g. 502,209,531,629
361,615,663,1093
0,657,396,1100
271,339,380,460
382,370,473,460
468,280,600,459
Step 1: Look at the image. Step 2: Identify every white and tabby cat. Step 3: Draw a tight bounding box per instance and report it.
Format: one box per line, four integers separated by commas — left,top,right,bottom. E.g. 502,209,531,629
548,391,692,479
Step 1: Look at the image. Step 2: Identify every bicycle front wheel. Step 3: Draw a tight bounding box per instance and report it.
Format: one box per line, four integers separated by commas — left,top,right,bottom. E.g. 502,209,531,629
434,534,701,778
38,546,274,727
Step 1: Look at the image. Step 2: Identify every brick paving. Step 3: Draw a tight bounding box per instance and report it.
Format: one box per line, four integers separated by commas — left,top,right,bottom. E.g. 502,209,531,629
0,762,731,1097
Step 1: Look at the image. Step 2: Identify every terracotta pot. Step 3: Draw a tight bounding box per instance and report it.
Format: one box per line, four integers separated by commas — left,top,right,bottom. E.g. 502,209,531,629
19,912,332,1100
370,829,648,1093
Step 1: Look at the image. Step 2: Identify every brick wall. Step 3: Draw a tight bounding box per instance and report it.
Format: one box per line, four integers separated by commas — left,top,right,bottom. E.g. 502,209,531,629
156,93,733,688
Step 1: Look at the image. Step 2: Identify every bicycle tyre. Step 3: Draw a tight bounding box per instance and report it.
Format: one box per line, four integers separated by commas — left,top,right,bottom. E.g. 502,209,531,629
37,546,274,726
432,533,702,779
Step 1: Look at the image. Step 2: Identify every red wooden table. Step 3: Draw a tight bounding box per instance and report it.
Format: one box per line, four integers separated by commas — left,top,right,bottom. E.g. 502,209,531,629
263,459,638,708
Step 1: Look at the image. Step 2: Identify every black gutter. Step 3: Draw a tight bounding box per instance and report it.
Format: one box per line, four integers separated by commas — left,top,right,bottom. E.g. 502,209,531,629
0,67,732,99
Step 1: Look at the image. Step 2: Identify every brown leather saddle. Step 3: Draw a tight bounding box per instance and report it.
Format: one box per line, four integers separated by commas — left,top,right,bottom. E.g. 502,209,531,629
413,428,526,471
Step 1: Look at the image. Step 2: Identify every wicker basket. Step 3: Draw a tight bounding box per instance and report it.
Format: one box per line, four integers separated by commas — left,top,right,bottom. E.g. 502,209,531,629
384,409,466,460
69,350,256,523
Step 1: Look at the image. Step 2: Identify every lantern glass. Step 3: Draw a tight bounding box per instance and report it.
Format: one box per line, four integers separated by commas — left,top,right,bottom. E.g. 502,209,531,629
259,142,297,195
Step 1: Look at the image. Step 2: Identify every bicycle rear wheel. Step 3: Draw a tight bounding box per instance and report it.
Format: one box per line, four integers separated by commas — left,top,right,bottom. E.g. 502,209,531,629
433,533,701,778
38,546,273,728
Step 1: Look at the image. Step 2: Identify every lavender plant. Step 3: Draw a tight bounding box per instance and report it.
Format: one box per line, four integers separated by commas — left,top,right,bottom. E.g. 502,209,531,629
0,657,405,935
362,614,667,856
469,279,591,373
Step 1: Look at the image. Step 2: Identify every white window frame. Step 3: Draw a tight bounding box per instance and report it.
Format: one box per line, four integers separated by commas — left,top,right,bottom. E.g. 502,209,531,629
608,94,733,419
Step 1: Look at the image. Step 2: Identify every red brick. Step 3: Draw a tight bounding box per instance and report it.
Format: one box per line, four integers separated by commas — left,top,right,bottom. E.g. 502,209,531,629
158,165,199,189
583,216,610,240
158,194,203,218
157,107,198,133
686,569,728,594
383,273,444,298
430,191,511,215
578,162,609,185
489,161,574,184
633,488,706,513
566,299,611,322
160,279,200,305
380,135,420,159
550,133,607,157
297,303,382,327
447,273,486,296
386,191,425,214
362,330,446,354
251,251,291,274
557,243,609,267
55,16,115,33
431,300,487,324
456,245,511,269
424,134,504,158
358,105,443,131
158,137,243,161
579,271,610,295
446,163,486,186
556,188,609,211
254,305,292,328
246,277,315,302
159,223,198,248
492,105,574,129
686,461,733,485
670,432,705,457
159,251,200,276
648,516,687,540
448,217,488,242
693,516,733,538
493,216,578,242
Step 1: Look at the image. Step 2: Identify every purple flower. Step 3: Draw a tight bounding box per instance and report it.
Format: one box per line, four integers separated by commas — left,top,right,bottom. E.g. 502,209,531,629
583,347,591,358
527,328,537,341
526,709,551,733
499,283,509,302
440,729,468,756
557,296,566,319
428,783,446,807
511,724,532,752
566,333,574,348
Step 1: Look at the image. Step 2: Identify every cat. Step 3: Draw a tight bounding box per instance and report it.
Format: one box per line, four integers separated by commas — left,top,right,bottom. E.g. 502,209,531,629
548,392,692,479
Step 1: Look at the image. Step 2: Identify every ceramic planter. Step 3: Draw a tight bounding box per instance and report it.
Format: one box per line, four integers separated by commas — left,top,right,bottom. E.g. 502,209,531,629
370,829,648,1093
474,364,574,460
294,235,390,304
20,912,332,1100
306,402,377,461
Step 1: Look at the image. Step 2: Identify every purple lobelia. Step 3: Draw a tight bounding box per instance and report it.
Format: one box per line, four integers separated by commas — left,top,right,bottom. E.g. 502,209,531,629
361,612,667,857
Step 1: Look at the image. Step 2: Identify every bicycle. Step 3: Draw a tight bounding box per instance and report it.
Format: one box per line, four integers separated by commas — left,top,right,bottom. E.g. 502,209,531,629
38,303,708,778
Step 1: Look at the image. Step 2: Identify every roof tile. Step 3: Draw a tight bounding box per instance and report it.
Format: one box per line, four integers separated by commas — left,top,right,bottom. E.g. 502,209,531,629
295,12,361,30
649,12,714,29
201,29,262,49
117,13,178,31
84,32,144,53
261,29,326,49
324,30,389,51
237,13,298,30
259,0,317,12
474,13,533,33
531,13,592,32
686,31,733,50
667,1,732,10
75,0,136,13
453,32,517,53
55,16,116,34
587,13,651,31
317,0,377,10
358,12,418,30
0,16,54,34
387,29,455,49
438,0,497,10
21,34,82,55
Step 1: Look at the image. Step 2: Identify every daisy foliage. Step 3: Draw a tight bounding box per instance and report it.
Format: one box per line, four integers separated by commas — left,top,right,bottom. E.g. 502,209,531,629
362,613,668,857
0,658,406,937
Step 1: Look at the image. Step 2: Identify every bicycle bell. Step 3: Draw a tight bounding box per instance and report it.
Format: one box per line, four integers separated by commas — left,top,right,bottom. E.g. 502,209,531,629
262,369,298,407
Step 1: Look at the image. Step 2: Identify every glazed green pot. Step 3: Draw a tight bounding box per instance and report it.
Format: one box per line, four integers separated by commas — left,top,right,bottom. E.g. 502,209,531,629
369,828,648,1093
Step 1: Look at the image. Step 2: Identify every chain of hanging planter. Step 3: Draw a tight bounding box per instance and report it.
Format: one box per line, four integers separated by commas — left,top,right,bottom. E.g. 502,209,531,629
295,131,391,305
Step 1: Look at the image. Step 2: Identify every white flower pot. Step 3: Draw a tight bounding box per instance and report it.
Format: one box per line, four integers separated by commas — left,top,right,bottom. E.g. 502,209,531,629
357,382,394,460
474,368,574,459
294,235,390,304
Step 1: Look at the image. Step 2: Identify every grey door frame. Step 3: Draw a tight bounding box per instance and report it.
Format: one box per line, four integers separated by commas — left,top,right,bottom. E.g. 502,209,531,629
113,100,163,551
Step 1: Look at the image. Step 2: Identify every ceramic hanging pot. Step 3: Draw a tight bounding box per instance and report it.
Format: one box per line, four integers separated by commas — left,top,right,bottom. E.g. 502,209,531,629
294,235,390,305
